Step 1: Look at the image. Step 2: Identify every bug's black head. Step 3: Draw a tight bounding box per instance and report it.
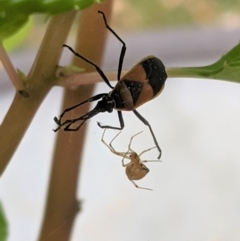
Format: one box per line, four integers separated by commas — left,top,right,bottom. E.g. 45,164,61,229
97,95,115,113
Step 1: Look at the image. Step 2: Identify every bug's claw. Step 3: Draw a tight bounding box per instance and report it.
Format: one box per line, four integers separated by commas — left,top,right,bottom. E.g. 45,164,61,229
97,121,104,128
53,127,61,132
157,151,162,159
53,117,62,132
54,116,61,125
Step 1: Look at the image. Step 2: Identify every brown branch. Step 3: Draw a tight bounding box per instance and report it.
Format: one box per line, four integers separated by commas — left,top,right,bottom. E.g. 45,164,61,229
0,11,77,175
0,43,26,95
38,1,114,241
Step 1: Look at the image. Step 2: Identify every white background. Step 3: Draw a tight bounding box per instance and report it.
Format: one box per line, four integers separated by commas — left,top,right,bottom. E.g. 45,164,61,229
1,27,240,241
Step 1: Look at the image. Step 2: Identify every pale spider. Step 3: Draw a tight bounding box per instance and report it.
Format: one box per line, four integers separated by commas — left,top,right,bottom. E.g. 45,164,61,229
101,129,161,191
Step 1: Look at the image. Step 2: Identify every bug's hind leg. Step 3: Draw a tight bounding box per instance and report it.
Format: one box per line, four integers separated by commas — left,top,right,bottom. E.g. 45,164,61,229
133,110,162,159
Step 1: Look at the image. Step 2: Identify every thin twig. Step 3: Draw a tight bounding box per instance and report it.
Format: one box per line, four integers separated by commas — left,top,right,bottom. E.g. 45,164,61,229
0,43,29,97
56,69,128,87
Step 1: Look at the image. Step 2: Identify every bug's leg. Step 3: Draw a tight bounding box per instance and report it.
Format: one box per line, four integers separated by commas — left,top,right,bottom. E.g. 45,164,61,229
130,180,152,191
97,111,124,130
133,110,162,159
98,11,126,81
53,93,106,132
58,109,97,131
63,118,87,131
61,102,104,131
63,44,114,89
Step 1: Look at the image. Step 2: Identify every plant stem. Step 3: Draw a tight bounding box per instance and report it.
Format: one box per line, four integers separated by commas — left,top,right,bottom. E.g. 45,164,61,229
56,69,127,86
38,1,114,240
167,66,240,84
0,43,29,97
0,10,77,175
166,67,204,78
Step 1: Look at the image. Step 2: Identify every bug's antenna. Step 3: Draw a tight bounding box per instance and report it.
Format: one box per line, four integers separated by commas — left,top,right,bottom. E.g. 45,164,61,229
98,10,126,81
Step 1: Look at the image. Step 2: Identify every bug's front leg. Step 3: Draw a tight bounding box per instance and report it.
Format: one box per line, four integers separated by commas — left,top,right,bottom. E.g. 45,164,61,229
97,111,124,130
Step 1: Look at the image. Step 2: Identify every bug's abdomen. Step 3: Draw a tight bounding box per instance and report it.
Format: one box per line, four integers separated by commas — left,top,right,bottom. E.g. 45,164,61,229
120,56,167,109
141,56,167,96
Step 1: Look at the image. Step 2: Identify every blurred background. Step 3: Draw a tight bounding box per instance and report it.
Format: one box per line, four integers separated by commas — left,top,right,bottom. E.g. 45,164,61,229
1,0,240,240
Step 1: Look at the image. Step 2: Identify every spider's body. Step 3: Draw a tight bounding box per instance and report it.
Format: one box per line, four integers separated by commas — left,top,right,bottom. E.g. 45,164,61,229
102,129,161,191
125,152,149,181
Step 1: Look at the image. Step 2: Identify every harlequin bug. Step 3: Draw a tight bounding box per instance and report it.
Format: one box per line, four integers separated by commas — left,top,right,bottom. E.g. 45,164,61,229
53,10,167,159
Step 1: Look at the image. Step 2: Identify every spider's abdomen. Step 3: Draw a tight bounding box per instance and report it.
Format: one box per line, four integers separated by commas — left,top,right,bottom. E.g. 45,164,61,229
126,163,149,181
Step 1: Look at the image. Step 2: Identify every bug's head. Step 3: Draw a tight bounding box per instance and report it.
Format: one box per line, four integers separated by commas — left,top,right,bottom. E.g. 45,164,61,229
97,95,115,113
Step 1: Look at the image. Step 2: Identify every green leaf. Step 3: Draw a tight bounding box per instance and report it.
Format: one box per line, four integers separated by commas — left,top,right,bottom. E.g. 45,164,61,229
167,41,240,84
0,0,105,40
0,203,8,241
3,17,32,52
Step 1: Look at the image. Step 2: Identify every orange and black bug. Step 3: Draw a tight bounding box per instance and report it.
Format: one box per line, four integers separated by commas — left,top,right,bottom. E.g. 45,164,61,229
53,11,167,159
